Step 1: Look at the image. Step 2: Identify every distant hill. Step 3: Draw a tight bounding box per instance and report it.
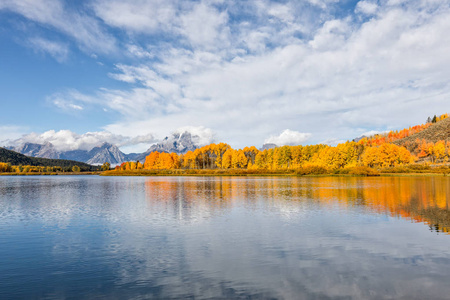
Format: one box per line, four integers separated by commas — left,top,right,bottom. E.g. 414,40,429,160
260,143,278,151
7,142,60,159
0,147,98,171
393,117,450,145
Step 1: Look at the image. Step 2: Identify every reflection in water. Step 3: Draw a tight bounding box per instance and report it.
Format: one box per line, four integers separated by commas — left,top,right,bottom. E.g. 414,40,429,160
144,176,450,233
0,176,450,299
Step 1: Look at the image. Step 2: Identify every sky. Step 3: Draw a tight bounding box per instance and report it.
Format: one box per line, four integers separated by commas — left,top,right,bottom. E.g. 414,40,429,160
0,0,449,153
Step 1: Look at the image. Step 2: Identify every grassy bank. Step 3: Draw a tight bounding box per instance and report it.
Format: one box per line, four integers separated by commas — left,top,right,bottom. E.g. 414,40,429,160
101,164,450,177
0,172,101,176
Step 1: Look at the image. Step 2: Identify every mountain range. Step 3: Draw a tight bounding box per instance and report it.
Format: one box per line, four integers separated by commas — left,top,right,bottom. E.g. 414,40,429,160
6,131,201,165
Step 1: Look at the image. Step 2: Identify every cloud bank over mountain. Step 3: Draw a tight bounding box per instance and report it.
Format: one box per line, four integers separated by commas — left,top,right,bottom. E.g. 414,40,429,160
3,126,214,154
4,130,156,152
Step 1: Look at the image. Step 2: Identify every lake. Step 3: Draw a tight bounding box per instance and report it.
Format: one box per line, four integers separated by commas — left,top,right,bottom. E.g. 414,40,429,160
1,176,450,299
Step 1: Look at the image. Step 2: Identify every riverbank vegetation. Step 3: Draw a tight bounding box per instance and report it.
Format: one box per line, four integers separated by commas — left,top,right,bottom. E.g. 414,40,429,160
0,162,100,175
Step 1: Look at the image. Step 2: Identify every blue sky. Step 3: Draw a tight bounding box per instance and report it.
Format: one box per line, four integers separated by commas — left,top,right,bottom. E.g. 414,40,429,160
1,0,449,153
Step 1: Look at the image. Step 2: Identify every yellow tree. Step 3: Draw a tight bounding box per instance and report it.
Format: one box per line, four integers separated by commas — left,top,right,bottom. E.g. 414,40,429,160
232,149,248,168
171,153,180,169
243,146,260,165
432,141,446,163
213,143,231,168
144,152,160,169
182,151,196,169
255,150,268,169
222,149,233,169
291,146,304,168
398,146,412,165
273,146,292,169
159,152,175,169
361,147,381,167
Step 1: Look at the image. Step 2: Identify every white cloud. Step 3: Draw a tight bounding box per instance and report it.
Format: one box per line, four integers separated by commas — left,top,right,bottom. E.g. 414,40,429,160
126,44,154,59
78,0,450,147
355,1,378,15
92,0,230,50
5,0,450,148
46,90,96,113
360,130,390,138
0,0,116,53
0,125,28,145
309,19,351,50
28,37,69,62
8,130,157,152
53,100,84,111
92,0,177,34
321,138,347,146
179,2,229,49
265,130,312,146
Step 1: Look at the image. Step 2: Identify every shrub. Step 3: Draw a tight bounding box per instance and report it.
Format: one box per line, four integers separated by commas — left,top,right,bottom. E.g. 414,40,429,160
347,166,380,176
296,165,329,175
380,166,409,173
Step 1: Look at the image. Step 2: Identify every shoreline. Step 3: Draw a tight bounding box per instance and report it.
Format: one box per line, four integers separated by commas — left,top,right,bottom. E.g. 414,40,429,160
1,171,448,177
0,172,100,176
99,170,450,177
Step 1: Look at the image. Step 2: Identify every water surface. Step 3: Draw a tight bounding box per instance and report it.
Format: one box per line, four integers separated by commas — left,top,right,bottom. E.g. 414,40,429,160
1,176,450,299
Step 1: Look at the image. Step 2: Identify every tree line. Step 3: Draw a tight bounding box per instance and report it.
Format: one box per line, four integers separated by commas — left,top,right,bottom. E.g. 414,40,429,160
0,163,84,173
113,114,450,173
114,140,439,172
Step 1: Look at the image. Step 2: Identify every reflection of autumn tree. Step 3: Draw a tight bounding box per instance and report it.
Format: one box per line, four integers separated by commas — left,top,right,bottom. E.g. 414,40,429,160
143,176,450,233
144,178,235,219
359,177,450,233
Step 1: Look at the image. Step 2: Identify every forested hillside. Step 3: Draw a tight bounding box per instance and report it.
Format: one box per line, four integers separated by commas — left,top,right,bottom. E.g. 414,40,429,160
0,147,98,171
396,116,450,143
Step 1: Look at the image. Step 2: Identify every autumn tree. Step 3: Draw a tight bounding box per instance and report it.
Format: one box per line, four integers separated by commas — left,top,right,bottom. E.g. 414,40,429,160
101,162,111,171
232,150,248,168
255,150,268,169
144,152,160,169
222,149,233,169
